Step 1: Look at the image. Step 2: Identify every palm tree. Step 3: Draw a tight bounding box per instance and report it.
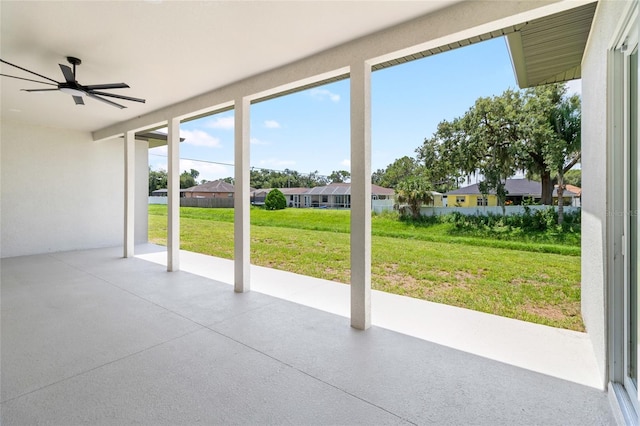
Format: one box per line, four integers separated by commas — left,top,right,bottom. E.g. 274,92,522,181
395,177,434,219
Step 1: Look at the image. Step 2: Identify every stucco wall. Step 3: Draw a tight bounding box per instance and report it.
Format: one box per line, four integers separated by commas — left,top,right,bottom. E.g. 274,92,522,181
0,121,148,258
581,0,629,387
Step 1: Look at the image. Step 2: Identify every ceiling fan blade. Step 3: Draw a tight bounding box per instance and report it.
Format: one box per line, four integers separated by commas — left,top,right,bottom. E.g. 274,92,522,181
87,92,126,109
0,73,58,86
59,64,75,83
21,88,59,92
0,58,60,84
89,90,145,103
84,83,129,90
73,96,85,105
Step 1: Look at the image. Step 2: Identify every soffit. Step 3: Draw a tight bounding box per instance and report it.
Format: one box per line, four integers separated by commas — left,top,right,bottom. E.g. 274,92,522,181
0,0,457,133
506,1,597,88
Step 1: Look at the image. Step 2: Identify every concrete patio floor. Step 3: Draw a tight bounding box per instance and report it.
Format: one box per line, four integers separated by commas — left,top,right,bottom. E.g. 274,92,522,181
1,245,615,425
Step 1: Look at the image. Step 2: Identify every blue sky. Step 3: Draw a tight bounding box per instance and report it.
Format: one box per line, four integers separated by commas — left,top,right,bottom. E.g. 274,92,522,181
149,37,580,182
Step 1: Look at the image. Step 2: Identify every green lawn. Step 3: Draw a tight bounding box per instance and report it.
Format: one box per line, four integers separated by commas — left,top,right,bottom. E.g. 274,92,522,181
148,205,583,331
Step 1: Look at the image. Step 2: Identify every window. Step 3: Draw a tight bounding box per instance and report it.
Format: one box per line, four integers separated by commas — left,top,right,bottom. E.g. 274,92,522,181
609,4,639,421
322,195,328,203
456,196,465,204
477,197,487,206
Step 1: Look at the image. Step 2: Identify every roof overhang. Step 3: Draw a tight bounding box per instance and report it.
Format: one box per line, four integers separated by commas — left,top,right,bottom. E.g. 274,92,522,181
506,1,597,88
134,131,185,149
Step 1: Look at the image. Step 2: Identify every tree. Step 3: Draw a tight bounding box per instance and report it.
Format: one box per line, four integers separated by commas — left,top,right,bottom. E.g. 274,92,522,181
371,168,386,185
521,83,565,205
425,91,524,213
249,168,328,189
264,188,286,210
299,170,328,188
544,93,581,224
416,82,581,211
375,156,420,189
148,167,167,195
470,91,525,213
416,130,464,193
395,176,433,219
564,169,581,187
180,169,200,189
329,170,351,183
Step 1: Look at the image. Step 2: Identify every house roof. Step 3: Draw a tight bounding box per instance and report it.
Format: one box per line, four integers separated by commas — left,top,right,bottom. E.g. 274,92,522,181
305,183,394,197
183,180,235,193
306,183,351,196
444,179,578,198
251,188,309,196
563,184,582,196
280,188,310,195
151,188,187,195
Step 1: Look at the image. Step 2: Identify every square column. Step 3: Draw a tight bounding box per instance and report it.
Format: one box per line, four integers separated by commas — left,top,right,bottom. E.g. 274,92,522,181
350,61,372,330
234,97,251,292
167,117,180,272
124,130,135,258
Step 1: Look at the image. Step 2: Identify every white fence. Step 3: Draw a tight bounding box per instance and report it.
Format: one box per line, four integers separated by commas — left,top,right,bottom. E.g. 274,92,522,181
148,196,235,208
372,199,394,214
149,196,167,205
420,205,580,216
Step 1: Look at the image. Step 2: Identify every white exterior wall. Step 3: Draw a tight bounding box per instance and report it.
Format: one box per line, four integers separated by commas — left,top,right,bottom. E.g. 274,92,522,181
0,120,146,258
581,0,629,386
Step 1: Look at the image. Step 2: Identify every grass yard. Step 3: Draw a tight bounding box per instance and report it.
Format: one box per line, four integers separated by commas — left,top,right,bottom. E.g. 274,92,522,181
149,205,583,331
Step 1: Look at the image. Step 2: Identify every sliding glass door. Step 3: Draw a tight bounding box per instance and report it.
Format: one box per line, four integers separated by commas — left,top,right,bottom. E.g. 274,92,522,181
627,46,638,395
611,4,639,420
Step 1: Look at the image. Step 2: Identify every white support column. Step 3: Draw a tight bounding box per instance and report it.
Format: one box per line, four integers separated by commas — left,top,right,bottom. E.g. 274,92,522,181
123,130,135,258
167,117,180,272
234,97,251,292
350,61,372,330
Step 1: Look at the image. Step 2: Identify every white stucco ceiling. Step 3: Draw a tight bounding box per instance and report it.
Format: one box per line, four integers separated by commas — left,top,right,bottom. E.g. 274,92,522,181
0,0,458,133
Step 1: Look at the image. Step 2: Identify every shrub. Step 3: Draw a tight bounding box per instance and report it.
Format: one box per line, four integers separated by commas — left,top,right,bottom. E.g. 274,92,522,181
265,188,287,210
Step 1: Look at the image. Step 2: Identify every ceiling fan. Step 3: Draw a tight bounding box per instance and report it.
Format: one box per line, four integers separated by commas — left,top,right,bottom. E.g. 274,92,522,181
0,56,145,109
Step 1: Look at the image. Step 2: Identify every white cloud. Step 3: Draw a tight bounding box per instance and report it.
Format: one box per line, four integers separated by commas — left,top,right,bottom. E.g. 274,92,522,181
340,159,350,168
264,120,281,129
180,129,222,148
250,137,270,145
565,79,582,97
259,158,296,167
309,88,340,102
205,115,234,129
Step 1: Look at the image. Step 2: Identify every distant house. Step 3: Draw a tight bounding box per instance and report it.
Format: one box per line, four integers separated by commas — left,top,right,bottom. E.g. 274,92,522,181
251,187,309,206
250,183,394,208
444,179,579,207
280,188,312,208
428,191,445,207
305,183,394,208
150,188,187,198
558,184,582,207
183,180,235,199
